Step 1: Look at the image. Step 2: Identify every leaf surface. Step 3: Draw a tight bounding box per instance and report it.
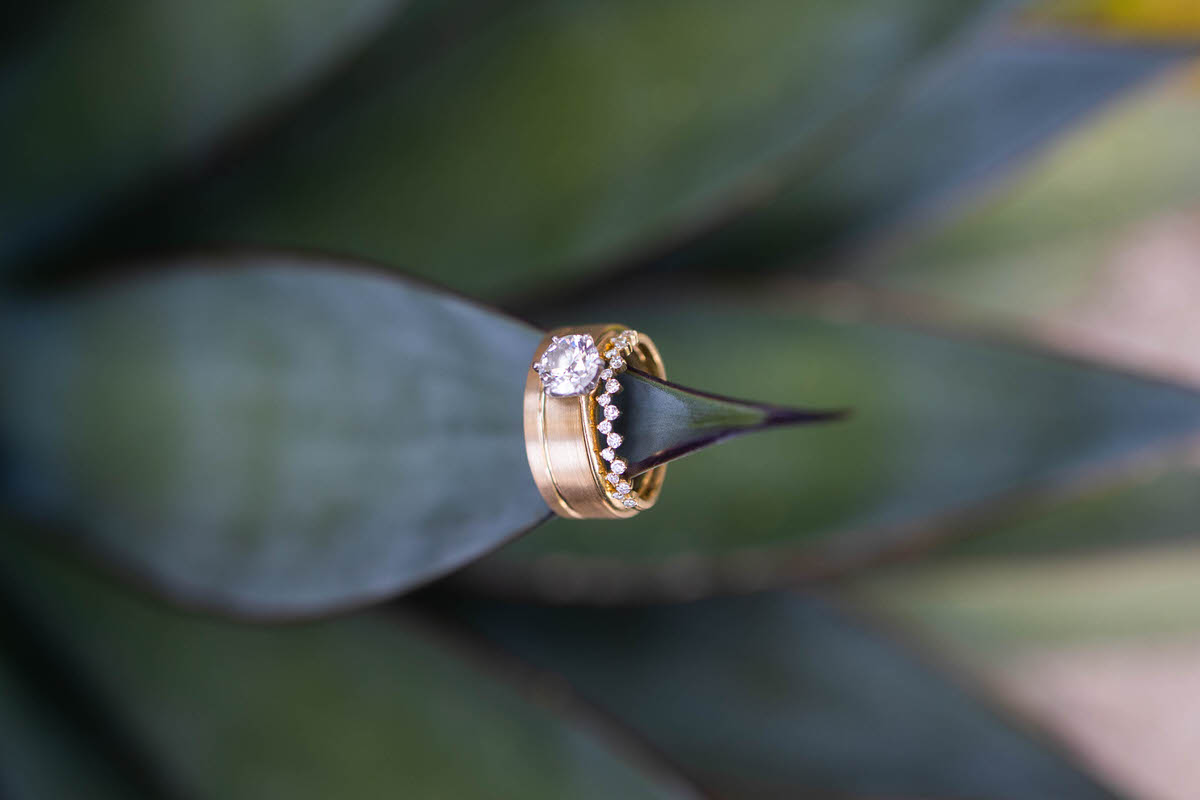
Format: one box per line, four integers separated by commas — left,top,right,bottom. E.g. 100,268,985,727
0,0,406,269
0,534,703,800
441,590,1118,799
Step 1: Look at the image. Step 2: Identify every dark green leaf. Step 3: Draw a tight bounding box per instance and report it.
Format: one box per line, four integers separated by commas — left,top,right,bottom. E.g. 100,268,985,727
467,295,1200,602
650,34,1197,277
2,253,828,616
439,591,1118,799
621,371,844,475
1,253,547,616
0,534,703,800
0,0,406,268
65,0,1004,297
0,654,143,800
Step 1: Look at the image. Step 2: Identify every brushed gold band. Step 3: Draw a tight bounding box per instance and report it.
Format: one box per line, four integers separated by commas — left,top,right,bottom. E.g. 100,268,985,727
523,325,667,519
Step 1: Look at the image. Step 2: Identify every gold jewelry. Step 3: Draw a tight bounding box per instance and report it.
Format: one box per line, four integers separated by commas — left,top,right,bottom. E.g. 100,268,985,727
523,325,667,519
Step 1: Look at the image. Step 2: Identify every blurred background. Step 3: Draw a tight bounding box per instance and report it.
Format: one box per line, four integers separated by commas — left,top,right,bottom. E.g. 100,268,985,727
5,1,1200,799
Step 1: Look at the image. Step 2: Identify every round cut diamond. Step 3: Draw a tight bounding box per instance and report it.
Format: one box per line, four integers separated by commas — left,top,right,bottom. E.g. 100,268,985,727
600,368,613,380
601,447,615,461
605,379,621,394
610,459,626,474
596,393,611,406
597,420,612,434
616,480,631,495
604,404,620,420
609,356,626,372
622,497,638,508
606,432,622,448
607,472,620,485
535,335,604,397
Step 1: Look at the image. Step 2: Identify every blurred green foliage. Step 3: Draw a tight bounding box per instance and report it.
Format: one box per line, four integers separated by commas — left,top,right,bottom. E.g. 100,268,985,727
4,0,1200,798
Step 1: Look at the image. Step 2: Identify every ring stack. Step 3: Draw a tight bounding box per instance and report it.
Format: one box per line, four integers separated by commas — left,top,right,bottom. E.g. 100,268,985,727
523,325,668,519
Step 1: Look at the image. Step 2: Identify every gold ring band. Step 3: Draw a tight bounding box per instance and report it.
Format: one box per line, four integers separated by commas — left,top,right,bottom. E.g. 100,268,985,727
523,325,667,519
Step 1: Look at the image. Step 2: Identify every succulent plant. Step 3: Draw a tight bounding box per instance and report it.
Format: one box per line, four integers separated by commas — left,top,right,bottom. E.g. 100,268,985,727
3,1,1200,798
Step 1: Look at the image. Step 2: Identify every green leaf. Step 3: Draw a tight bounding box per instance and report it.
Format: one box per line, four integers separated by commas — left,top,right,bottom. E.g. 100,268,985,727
2,253,831,616
0,534,702,800
55,0,1004,296
0,654,143,800
439,591,1119,799
467,295,1200,602
621,371,845,475
1,253,547,615
866,64,1200,320
0,0,406,268
854,542,1200,654
658,34,1196,276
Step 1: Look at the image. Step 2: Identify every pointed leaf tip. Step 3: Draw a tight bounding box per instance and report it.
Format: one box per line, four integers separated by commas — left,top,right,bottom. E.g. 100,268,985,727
621,369,848,476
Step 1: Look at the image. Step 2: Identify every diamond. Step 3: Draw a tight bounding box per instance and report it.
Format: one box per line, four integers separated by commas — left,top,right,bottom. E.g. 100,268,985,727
622,497,638,508
605,379,621,394
600,368,613,380
604,404,620,420
610,459,626,474
596,393,611,406
606,432,622,448
535,335,604,397
609,356,625,372
616,480,631,495
597,420,612,434
607,472,620,485
601,447,615,461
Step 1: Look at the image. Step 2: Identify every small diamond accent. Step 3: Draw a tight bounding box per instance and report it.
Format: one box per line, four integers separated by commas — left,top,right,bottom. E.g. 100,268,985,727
610,459,626,474
622,497,638,508
605,379,621,394
604,404,620,420
596,393,611,406
609,356,625,372
606,432,622,448
597,420,612,434
600,368,613,380
607,472,620,485
616,481,631,495
601,447,615,461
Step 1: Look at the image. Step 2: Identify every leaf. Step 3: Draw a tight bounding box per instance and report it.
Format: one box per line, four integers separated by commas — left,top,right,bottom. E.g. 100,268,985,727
866,63,1200,331
1,252,829,616
647,32,1197,277
48,0,1006,296
0,654,144,800
465,292,1200,603
0,0,407,269
437,590,1120,799
1,253,547,616
0,534,702,800
854,542,1200,657
621,371,845,475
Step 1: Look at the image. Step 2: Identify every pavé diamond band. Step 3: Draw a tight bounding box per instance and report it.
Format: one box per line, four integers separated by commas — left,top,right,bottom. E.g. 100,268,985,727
523,325,667,519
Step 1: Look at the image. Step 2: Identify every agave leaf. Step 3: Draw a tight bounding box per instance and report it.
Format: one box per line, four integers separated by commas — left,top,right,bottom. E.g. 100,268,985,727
855,542,1200,655
438,591,1119,799
0,0,407,269
0,252,826,616
621,371,845,475
0,535,702,800
867,65,1200,325
466,293,1200,603
0,653,147,800
641,33,1197,279
37,0,1007,295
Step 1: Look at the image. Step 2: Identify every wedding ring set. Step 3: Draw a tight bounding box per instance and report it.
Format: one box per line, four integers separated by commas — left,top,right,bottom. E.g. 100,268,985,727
523,325,667,519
